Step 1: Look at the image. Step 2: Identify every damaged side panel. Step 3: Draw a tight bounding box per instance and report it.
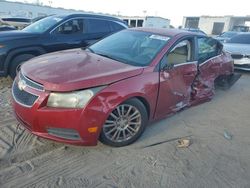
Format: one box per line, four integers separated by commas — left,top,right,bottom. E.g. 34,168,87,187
155,62,198,119
154,36,239,120
190,52,236,106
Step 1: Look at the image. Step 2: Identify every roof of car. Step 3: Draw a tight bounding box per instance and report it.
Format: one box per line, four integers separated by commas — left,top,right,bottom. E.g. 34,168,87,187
129,27,202,37
55,13,125,23
235,32,250,35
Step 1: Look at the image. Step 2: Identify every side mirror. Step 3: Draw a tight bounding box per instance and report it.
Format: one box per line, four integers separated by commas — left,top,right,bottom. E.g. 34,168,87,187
217,42,223,54
162,63,174,71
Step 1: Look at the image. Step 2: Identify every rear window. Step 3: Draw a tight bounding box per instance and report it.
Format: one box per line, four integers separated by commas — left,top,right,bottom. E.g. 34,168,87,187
86,19,111,33
220,32,238,38
228,34,250,44
109,22,125,31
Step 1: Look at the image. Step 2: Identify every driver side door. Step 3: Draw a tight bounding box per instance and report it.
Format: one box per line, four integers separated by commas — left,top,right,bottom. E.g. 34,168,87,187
155,37,198,119
47,18,89,52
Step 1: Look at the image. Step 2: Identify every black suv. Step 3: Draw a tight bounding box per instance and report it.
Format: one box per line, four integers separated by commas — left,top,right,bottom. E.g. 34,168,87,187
0,14,127,78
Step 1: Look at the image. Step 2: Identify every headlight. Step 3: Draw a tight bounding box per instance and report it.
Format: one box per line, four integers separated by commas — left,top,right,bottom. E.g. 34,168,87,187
47,86,105,108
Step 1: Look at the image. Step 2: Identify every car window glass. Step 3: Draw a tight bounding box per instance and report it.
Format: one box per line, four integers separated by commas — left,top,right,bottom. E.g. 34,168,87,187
87,19,111,33
90,30,169,66
110,22,124,31
23,16,63,33
228,34,250,44
198,37,218,63
166,40,191,65
54,19,85,35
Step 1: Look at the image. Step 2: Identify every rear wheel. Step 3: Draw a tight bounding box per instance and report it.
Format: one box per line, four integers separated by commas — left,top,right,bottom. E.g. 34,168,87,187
9,54,35,79
100,98,148,147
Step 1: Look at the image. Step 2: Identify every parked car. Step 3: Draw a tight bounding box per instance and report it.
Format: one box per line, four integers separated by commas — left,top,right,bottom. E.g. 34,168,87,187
0,17,31,29
12,28,239,147
0,14,127,78
232,25,249,32
182,28,206,35
223,33,250,71
215,31,240,43
0,25,16,31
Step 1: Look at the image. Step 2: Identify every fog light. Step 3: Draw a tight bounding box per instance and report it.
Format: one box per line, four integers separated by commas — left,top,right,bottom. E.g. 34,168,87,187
47,128,81,140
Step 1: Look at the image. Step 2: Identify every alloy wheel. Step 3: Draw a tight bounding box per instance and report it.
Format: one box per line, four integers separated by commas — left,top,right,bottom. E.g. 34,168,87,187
103,104,142,143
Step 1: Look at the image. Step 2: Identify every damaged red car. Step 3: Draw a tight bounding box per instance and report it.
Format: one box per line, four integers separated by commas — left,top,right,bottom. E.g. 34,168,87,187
12,28,239,147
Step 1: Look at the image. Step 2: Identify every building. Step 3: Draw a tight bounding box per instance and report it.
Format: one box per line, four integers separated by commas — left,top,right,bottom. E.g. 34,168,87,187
0,0,88,19
119,16,170,28
119,16,145,27
144,16,170,28
0,0,170,29
183,16,250,35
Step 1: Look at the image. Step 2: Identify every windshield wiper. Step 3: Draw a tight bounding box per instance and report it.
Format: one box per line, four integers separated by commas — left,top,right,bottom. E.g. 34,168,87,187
85,47,95,53
95,53,119,61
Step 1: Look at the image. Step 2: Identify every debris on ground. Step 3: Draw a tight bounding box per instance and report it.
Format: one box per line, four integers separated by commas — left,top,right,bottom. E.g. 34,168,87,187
224,130,233,140
177,139,191,148
142,135,192,148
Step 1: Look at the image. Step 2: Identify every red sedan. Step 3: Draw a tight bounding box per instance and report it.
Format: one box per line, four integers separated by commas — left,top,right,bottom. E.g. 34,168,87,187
12,28,238,147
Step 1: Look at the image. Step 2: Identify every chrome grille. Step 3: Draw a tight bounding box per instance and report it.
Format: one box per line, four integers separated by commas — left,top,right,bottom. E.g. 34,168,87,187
231,54,244,59
12,80,38,107
231,54,250,59
19,71,44,91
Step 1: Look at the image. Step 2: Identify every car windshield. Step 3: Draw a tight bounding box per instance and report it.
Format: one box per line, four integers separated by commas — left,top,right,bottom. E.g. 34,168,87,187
227,34,250,44
88,30,170,66
23,16,64,33
220,32,238,38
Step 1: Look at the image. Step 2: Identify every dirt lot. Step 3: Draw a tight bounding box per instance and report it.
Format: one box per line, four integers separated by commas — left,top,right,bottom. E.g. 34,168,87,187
0,73,250,188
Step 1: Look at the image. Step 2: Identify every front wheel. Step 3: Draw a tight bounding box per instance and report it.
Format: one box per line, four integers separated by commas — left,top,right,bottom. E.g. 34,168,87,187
100,98,148,147
9,54,35,79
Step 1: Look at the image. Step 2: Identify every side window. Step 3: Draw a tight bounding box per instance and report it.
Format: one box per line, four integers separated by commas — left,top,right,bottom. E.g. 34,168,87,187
198,37,219,63
166,40,192,65
54,19,85,35
87,19,111,33
109,21,125,32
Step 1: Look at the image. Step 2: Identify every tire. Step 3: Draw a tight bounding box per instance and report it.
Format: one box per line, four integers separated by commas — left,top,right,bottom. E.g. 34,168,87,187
100,98,148,147
9,54,35,79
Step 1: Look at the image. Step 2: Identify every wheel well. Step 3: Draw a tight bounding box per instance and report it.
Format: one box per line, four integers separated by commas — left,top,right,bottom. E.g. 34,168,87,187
135,96,150,119
8,51,40,73
11,51,40,61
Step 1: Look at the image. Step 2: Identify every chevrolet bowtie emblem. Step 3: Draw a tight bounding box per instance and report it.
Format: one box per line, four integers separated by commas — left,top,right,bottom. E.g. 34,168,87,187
18,80,27,91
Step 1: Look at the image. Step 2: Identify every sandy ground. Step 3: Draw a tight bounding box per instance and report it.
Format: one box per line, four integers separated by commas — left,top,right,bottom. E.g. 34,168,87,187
0,73,250,188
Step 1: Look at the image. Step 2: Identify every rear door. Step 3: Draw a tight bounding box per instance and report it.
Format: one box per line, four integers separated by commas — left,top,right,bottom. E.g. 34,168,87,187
197,37,223,77
190,37,224,104
192,37,224,101
155,37,198,119
84,18,112,46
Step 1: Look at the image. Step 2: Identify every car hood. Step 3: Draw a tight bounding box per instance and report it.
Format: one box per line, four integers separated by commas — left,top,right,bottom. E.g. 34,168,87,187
215,36,229,42
21,49,144,92
0,30,40,42
223,43,250,55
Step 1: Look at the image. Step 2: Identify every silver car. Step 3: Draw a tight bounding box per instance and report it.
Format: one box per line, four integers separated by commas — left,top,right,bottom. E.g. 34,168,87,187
223,33,250,71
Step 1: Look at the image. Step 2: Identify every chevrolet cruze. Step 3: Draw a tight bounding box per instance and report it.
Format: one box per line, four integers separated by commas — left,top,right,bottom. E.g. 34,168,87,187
12,28,236,147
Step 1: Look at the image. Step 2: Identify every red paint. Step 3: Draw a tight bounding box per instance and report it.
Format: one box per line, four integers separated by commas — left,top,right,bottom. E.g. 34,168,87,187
12,29,235,146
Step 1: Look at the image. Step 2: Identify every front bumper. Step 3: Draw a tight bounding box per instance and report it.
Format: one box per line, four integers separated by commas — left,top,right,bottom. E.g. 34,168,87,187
233,58,250,71
12,75,108,146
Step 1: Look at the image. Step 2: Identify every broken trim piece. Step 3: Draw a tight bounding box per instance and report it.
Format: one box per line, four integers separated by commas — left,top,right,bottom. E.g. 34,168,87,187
174,61,198,68
199,54,222,66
